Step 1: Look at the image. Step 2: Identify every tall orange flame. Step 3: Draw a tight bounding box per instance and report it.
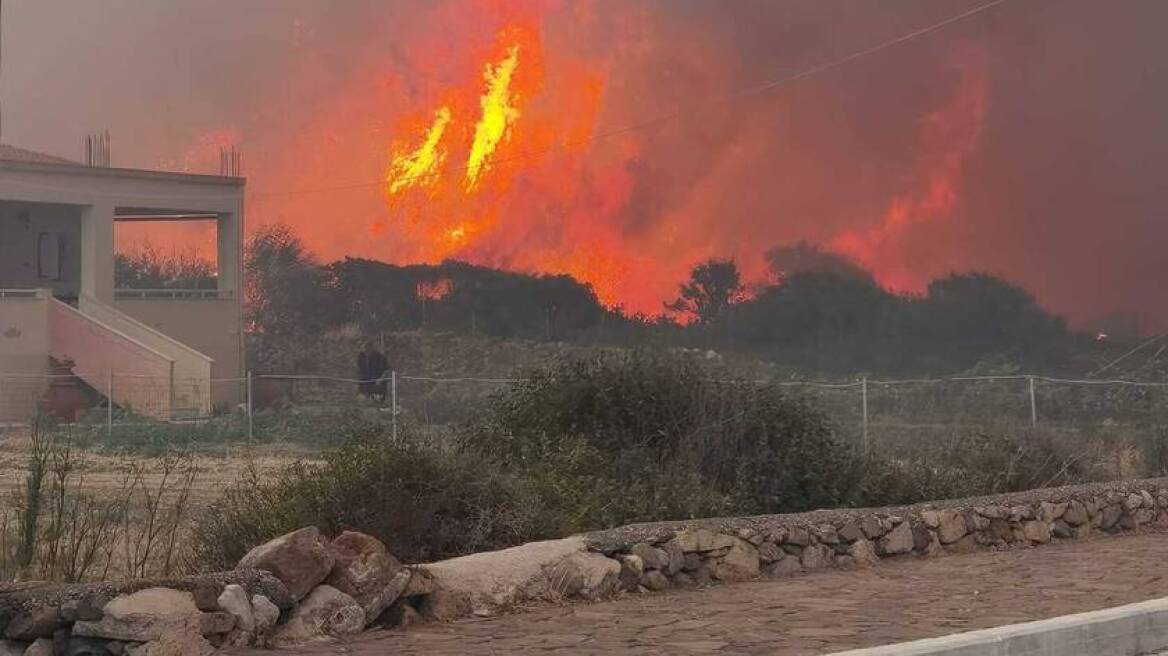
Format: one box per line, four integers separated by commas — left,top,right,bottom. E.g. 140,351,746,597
387,107,451,196
465,45,521,189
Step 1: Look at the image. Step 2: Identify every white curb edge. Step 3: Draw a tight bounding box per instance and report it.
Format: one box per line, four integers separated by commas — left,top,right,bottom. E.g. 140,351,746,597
829,596,1168,656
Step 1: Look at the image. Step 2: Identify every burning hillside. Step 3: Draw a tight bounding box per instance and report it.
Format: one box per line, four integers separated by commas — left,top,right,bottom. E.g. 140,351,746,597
374,6,993,308
85,0,1168,331
377,14,633,307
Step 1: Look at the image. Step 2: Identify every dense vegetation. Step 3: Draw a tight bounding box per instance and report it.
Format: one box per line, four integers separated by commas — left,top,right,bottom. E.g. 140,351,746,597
176,225,1074,376
114,245,217,290
188,350,1119,569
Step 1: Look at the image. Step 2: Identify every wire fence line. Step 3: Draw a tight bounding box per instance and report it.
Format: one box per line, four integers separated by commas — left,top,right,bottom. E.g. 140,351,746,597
2,370,1168,455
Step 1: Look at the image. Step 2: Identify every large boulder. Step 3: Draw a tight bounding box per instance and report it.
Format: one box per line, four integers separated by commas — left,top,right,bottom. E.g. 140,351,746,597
215,585,256,648
668,529,735,554
1022,520,1051,543
764,558,802,578
135,621,215,656
662,541,685,576
400,567,435,599
1063,500,1089,526
324,531,407,625
216,585,254,634
4,606,63,640
921,510,967,544
547,552,621,601
421,537,585,620
639,570,671,591
270,586,364,648
72,589,204,642
848,539,880,568
250,596,280,648
878,521,913,556
237,527,335,601
799,544,833,570
713,539,760,582
629,543,669,571
617,555,643,591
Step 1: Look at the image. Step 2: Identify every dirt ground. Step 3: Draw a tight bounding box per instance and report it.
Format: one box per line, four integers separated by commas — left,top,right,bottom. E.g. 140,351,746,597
0,426,312,580
0,428,307,509
254,531,1168,656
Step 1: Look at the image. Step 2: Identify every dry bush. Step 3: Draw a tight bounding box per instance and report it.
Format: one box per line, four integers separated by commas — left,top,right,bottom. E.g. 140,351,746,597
1,419,200,582
855,429,1112,506
185,435,553,570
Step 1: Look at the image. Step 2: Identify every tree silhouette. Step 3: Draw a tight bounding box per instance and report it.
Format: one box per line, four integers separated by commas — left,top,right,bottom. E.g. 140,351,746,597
666,258,745,324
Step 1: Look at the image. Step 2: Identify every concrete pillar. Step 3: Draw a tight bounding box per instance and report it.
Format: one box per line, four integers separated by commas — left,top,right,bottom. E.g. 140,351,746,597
215,204,245,391
79,202,115,302
216,208,243,298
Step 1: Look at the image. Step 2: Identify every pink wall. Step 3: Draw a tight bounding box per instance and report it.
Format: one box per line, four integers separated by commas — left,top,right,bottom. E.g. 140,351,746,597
0,291,51,421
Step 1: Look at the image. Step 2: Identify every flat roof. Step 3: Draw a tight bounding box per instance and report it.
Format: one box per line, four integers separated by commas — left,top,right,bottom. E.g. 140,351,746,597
0,143,244,186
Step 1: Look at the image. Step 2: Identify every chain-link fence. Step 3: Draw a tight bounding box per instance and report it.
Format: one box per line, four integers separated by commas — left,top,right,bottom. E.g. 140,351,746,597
782,375,1168,459
3,371,1167,457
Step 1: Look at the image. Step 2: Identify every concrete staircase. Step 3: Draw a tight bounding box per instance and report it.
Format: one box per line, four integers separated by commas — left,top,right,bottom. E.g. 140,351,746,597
77,295,212,418
2,290,214,422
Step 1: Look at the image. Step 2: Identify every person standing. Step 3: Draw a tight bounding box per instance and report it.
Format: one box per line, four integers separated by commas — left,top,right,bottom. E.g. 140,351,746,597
356,341,390,402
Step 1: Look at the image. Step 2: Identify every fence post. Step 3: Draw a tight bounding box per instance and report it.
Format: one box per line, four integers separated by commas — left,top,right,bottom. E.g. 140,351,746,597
391,371,398,443
107,370,114,438
246,371,254,442
1029,375,1038,429
861,376,869,453
167,363,176,421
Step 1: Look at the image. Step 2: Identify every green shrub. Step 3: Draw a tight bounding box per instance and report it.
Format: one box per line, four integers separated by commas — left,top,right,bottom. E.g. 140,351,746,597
856,430,1108,506
187,352,1129,571
186,434,555,570
460,350,857,524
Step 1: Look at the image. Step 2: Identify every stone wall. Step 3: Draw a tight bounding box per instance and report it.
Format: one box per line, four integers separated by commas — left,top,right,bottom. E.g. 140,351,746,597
0,528,435,655
581,477,1168,594
4,478,1168,654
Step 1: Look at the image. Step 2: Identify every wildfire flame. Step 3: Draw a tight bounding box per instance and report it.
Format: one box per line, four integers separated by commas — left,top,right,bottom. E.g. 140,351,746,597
379,20,628,297
417,278,454,301
177,3,996,320
387,107,451,196
465,45,521,190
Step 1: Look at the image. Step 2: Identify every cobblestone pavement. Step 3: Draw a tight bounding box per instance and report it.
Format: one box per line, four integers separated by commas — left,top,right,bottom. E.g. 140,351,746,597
261,532,1168,655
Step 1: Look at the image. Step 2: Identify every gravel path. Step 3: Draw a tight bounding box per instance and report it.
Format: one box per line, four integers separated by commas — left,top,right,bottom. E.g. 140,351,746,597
251,531,1168,655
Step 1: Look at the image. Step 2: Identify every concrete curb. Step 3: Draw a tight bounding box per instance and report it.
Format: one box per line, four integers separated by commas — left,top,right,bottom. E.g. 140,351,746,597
829,597,1168,656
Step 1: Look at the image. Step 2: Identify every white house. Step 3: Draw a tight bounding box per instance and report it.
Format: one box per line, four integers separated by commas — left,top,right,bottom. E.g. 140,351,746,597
0,144,244,421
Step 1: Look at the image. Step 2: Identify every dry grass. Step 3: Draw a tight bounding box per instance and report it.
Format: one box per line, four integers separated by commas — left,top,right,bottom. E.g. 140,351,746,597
0,425,314,581
0,428,309,509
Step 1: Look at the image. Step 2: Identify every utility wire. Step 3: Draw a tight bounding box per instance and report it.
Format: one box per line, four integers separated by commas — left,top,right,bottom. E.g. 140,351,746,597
1,0,5,144
251,0,1011,199
0,0,1010,207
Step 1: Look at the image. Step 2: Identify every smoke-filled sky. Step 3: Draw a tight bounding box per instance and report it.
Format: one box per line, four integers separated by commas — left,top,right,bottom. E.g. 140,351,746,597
6,0,1168,331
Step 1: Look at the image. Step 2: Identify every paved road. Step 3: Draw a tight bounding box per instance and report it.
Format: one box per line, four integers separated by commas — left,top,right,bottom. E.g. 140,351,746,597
263,532,1168,655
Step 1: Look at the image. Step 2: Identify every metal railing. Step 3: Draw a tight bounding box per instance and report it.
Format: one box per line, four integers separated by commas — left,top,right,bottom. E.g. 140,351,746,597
0,289,43,299
114,288,232,300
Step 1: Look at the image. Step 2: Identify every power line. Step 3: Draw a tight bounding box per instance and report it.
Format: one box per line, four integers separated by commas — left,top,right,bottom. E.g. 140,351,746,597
251,0,1011,199
1,0,5,144
0,0,1009,208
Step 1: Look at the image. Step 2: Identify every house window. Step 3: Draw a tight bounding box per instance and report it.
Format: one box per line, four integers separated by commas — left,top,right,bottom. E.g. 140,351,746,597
37,232,65,280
